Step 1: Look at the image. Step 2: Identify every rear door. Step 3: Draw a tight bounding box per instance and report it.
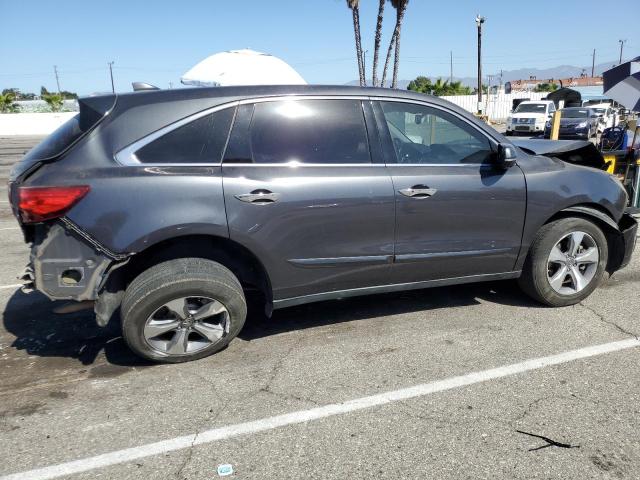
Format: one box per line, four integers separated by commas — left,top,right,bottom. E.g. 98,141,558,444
373,99,526,284
222,98,396,302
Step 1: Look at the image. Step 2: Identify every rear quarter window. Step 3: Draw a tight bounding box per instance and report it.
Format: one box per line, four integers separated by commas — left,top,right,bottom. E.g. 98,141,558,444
135,107,235,164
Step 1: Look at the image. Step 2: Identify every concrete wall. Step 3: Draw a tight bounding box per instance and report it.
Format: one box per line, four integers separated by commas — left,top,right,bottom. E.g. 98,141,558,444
440,92,548,121
0,112,77,136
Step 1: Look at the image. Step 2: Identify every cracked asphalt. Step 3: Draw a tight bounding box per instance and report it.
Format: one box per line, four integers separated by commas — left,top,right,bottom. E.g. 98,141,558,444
1,136,639,479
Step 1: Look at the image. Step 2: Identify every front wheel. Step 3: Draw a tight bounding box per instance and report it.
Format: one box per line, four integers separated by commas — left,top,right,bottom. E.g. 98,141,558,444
121,258,247,363
518,218,608,307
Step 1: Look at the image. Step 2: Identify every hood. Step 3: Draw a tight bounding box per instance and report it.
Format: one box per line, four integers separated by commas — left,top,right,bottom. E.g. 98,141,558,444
511,111,547,118
511,138,605,170
560,117,589,125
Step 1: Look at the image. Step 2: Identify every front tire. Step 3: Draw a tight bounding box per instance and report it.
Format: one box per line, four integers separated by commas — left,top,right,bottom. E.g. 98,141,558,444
121,258,247,363
518,218,608,307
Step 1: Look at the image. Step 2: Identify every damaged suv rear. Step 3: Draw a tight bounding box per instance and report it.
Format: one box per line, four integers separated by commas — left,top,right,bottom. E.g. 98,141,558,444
8,86,637,363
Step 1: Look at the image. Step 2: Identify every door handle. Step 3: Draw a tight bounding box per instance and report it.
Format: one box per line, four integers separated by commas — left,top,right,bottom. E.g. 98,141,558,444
234,189,280,204
398,185,437,198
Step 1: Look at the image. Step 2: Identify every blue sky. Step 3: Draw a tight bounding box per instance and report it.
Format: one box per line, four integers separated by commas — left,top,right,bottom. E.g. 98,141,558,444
1,0,638,95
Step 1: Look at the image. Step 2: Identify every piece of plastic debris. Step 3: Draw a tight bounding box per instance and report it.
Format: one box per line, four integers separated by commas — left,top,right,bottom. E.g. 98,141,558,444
217,464,233,477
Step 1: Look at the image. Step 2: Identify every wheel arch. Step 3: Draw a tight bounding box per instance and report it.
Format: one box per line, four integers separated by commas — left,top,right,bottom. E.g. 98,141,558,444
516,202,621,273
97,234,273,326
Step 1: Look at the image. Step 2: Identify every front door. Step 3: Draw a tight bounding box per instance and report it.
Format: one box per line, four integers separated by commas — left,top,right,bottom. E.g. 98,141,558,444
222,99,395,301
374,100,526,284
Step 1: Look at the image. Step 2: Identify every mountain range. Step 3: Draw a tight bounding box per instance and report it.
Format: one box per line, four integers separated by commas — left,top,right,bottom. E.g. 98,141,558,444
347,60,620,89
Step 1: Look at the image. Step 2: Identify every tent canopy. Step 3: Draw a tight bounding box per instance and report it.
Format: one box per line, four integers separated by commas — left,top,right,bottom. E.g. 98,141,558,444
547,87,582,108
181,49,306,87
603,57,640,111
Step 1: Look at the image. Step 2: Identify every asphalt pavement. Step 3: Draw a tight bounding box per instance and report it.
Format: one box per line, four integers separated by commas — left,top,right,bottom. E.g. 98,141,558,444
0,136,639,480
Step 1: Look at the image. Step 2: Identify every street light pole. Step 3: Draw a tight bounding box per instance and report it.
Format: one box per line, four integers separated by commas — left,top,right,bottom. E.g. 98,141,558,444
108,61,115,93
618,39,626,64
476,15,485,115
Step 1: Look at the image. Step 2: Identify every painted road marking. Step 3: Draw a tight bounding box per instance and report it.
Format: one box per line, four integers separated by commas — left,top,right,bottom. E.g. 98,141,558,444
1,338,638,480
0,284,22,290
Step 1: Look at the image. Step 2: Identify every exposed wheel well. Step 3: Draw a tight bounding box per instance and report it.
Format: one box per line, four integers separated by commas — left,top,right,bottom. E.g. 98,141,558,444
99,235,273,321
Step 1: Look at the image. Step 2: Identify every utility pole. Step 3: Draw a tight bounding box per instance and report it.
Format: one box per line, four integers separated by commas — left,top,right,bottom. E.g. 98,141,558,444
108,61,115,93
450,51,453,83
618,39,626,64
53,65,61,94
475,15,485,115
591,49,596,77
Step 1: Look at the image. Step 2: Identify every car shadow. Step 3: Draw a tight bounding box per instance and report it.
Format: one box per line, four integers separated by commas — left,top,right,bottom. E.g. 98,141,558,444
2,290,148,367
240,279,541,340
2,279,541,367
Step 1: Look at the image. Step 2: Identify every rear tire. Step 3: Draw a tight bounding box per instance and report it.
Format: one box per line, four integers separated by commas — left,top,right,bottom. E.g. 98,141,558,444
518,218,608,307
121,258,246,363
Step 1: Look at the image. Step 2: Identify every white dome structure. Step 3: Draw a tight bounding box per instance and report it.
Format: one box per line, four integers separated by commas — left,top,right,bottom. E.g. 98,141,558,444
181,49,306,87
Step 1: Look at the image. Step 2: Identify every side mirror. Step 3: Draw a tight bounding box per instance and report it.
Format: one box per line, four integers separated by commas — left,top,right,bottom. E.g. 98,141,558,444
497,143,517,169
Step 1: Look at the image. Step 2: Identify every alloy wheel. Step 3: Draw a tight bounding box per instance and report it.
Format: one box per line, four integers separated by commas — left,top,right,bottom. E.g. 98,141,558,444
546,231,599,295
143,296,229,355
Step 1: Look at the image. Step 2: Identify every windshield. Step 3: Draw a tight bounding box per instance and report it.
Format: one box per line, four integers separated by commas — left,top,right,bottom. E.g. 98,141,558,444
562,109,589,118
592,108,606,115
514,103,547,113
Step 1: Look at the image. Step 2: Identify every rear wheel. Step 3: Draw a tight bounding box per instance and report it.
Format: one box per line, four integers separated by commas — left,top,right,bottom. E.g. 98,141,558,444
518,218,608,306
121,258,246,363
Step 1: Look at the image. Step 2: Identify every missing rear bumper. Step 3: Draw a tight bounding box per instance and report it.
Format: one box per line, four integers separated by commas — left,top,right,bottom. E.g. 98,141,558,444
27,222,127,302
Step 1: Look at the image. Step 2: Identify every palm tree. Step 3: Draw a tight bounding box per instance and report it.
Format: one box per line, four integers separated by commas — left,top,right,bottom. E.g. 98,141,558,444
43,93,64,112
390,0,409,89
372,0,386,87
0,91,20,113
346,0,365,86
381,0,409,88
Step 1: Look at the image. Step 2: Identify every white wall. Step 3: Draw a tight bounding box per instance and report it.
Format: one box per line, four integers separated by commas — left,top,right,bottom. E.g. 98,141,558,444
440,92,548,121
0,112,76,136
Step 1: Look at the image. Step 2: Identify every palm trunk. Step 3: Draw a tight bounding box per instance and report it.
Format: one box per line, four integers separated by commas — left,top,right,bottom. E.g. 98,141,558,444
381,30,396,88
351,7,365,86
391,3,408,89
372,0,385,87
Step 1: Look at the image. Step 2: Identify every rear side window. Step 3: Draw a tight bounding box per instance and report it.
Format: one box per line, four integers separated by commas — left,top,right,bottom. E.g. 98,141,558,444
136,107,235,164
224,99,370,164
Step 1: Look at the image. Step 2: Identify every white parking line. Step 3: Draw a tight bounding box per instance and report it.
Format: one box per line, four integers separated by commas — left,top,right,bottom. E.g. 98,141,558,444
0,227,19,231
1,337,638,480
0,284,21,290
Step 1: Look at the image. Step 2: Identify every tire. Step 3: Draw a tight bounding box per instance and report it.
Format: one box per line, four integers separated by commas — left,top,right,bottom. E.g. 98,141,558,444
121,258,246,363
505,130,512,137
518,217,608,307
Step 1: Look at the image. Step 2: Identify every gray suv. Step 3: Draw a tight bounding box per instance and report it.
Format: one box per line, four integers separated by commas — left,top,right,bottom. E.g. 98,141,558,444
8,86,637,363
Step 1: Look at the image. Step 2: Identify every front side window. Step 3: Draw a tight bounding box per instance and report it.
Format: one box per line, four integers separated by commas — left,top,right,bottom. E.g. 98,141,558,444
380,101,493,165
135,107,235,164
244,99,370,164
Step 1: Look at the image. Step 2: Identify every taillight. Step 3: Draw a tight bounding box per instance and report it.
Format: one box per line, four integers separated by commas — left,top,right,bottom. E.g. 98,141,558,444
18,185,90,223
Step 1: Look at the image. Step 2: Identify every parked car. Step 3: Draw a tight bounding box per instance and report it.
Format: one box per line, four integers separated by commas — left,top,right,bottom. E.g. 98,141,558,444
588,104,618,132
544,107,599,139
505,100,556,136
9,86,637,363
